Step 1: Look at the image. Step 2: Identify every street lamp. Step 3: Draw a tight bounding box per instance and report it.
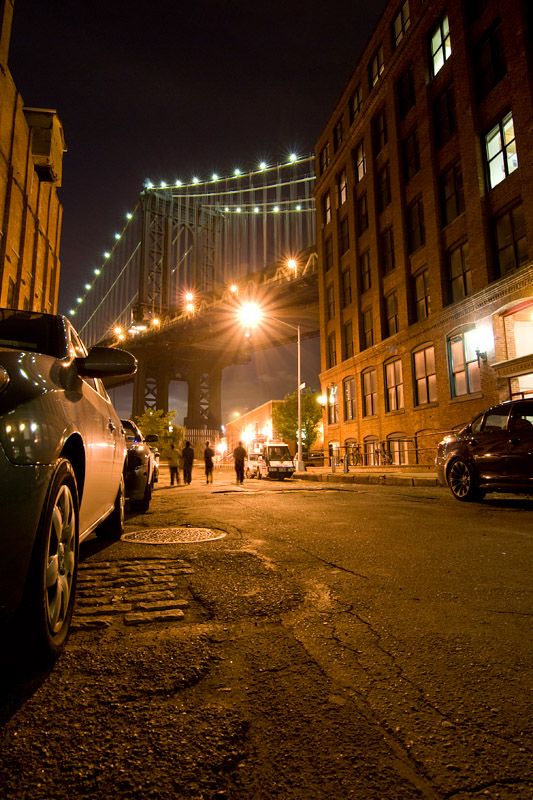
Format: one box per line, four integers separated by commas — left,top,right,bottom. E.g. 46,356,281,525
238,302,306,473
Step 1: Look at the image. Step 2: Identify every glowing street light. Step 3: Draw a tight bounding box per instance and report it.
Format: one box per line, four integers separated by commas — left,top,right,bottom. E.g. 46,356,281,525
237,301,305,473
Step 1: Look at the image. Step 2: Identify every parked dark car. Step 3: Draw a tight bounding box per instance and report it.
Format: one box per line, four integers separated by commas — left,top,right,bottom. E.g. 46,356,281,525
0,308,136,662
121,419,158,512
436,399,533,501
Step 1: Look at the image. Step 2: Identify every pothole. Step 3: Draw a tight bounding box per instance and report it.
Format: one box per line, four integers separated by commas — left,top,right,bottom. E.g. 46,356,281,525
121,527,227,544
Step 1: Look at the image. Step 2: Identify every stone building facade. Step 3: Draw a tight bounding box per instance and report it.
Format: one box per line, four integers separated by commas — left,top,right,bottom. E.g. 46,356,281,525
0,1,65,313
315,0,533,465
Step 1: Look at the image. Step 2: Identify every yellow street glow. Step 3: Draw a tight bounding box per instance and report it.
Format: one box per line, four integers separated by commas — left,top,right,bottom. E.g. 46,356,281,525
239,302,262,327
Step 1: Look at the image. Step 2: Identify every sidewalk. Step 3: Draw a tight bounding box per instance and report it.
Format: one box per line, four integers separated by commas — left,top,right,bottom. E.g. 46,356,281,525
294,464,440,488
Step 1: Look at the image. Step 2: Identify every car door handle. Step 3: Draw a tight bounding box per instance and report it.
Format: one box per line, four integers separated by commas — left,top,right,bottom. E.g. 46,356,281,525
108,419,116,432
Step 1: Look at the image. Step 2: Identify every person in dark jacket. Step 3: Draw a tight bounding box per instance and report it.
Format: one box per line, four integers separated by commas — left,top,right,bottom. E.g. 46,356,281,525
233,440,247,484
181,441,195,484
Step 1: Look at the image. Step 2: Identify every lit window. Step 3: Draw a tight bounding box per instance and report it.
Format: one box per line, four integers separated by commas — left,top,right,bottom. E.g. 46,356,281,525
362,307,373,349
414,346,437,405
327,332,337,369
385,291,399,337
344,377,356,420
350,84,363,124
355,142,366,181
323,191,332,225
362,369,378,416
431,14,452,77
414,269,430,322
448,330,481,397
485,112,518,189
369,46,385,87
337,169,348,206
328,384,339,423
392,1,410,48
385,359,404,411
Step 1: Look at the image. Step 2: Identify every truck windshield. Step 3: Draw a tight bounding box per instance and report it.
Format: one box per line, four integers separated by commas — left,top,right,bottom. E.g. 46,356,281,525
269,447,292,461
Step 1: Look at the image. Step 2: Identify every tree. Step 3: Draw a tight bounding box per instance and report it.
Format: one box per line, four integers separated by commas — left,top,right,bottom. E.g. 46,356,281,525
132,409,184,457
272,390,322,453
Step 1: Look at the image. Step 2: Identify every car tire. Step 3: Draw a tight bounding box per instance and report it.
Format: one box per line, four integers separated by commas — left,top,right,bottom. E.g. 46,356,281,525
96,475,125,539
17,459,79,663
134,479,152,513
448,458,485,502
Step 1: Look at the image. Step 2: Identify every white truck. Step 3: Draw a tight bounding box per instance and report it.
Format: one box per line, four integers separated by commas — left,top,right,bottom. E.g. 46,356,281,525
257,442,295,480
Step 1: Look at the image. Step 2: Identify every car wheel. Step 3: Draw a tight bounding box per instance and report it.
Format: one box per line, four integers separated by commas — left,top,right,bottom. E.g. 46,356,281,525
96,475,125,539
448,458,485,502
18,459,79,663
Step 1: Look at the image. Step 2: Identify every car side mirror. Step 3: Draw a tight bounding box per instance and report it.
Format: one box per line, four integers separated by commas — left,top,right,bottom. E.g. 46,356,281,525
76,346,137,378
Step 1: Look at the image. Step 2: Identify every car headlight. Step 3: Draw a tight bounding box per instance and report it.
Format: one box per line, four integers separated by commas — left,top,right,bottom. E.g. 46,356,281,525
0,366,10,393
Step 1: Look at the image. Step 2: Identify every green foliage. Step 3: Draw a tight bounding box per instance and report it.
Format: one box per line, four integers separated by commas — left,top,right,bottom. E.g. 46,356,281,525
272,390,322,452
132,409,184,456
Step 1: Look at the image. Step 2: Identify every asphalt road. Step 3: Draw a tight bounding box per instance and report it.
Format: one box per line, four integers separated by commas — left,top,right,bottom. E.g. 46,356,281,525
0,469,531,800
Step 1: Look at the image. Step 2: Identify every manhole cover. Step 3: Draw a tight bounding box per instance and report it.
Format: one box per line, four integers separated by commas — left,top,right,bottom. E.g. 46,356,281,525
121,527,227,544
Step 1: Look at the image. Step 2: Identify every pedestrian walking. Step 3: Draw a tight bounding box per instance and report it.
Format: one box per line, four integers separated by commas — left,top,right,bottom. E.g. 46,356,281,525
233,440,247,484
168,442,180,486
204,441,215,484
181,440,195,484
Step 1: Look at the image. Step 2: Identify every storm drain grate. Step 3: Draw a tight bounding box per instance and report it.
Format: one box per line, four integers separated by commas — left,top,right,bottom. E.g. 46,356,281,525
122,527,227,544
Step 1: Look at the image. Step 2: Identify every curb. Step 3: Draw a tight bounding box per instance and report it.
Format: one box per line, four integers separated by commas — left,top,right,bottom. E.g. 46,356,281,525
294,472,440,488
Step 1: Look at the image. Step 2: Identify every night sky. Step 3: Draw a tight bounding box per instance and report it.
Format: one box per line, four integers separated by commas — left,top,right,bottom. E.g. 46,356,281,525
8,0,387,423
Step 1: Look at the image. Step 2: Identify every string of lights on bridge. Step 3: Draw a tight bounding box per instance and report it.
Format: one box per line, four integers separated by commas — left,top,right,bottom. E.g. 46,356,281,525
68,153,315,319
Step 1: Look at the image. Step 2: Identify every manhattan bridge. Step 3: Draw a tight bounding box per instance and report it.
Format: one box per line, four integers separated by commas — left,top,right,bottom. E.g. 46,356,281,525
72,155,319,438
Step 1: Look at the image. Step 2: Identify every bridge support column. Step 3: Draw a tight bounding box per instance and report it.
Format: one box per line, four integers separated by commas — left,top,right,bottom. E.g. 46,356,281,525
183,365,222,431
132,355,171,417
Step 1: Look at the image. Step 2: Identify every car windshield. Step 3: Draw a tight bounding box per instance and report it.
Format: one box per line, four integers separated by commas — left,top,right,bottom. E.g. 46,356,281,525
269,447,292,461
0,309,62,358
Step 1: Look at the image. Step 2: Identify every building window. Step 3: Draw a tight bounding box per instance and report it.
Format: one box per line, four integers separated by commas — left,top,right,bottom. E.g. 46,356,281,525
475,19,506,100
468,0,490,22
341,268,352,307
373,109,388,155
392,1,410,48
385,291,399,337
448,330,481,397
355,142,366,181
334,118,344,152
339,217,350,255
402,129,420,183
343,321,354,360
350,84,363,124
449,241,472,303
413,346,437,405
337,169,347,206
362,308,374,349
6,277,15,308
327,332,337,369
407,198,425,253
414,269,430,321
485,112,518,189
434,84,456,148
502,302,533,361
319,143,330,175
431,14,451,77
357,194,368,234
324,235,333,271
377,164,391,212
323,191,332,225
344,377,356,420
494,204,528,275
364,436,380,465
369,46,385,88
398,65,415,120
327,284,335,321
362,369,378,416
381,227,395,275
441,161,465,226
388,434,409,465
360,251,371,292
385,359,404,411
328,384,339,424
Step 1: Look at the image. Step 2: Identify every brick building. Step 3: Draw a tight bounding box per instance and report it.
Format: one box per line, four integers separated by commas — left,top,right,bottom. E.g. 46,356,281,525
315,0,533,466
0,1,65,313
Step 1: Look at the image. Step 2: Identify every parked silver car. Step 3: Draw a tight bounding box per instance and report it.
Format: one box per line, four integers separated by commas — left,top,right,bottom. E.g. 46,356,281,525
0,309,136,663
121,419,158,512
436,399,533,501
